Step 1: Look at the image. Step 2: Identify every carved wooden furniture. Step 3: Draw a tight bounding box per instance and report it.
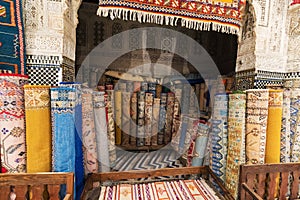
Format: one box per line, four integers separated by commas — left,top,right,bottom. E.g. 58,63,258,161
239,163,300,200
0,172,74,200
81,166,234,200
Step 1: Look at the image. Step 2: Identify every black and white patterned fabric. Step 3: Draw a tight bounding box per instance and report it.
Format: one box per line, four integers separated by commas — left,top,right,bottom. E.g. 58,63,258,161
27,65,61,86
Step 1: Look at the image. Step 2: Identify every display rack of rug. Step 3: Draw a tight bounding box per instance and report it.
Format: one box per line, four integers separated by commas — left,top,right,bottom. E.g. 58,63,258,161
0,0,26,74
97,0,246,35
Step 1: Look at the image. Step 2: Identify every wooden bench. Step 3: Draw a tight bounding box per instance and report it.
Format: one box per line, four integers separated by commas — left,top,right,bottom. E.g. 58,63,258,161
239,163,300,200
81,166,234,200
0,172,74,200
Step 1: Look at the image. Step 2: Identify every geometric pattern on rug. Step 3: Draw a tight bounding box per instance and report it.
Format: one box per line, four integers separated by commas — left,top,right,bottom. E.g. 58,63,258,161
99,179,221,200
0,0,26,74
114,149,183,172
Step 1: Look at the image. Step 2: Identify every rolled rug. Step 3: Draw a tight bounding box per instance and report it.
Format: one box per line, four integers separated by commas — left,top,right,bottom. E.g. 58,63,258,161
0,74,28,173
24,85,51,173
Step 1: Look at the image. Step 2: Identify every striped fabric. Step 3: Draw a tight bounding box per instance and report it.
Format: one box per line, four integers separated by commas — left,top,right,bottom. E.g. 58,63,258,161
99,179,221,200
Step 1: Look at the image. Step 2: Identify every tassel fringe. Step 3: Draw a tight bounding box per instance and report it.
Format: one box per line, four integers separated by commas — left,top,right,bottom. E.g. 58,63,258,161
97,7,239,34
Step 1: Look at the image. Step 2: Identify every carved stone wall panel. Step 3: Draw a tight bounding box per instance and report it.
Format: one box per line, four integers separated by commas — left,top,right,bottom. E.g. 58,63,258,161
236,2,256,72
49,15,63,30
287,5,300,72
254,0,289,72
25,33,63,55
254,0,270,26
23,0,45,31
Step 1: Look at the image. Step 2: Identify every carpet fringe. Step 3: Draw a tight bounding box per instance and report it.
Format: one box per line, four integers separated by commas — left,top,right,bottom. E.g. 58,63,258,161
97,7,238,34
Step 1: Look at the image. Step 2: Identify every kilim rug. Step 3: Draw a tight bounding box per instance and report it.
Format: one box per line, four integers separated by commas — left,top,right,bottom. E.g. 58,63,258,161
191,122,210,167
105,89,117,168
245,89,269,165
82,88,98,175
0,74,27,173
280,89,291,163
98,179,221,200
51,87,77,199
114,149,182,172
225,93,246,199
290,89,300,162
93,91,111,172
114,90,122,145
210,93,228,182
265,90,283,164
59,82,84,200
24,85,51,173
0,0,26,74
97,0,246,34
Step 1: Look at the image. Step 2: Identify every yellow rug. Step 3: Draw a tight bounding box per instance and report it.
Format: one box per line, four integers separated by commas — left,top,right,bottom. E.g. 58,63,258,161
265,90,283,163
24,85,51,172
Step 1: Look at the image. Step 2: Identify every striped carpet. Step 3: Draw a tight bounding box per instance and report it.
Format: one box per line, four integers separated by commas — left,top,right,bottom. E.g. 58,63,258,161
99,179,221,200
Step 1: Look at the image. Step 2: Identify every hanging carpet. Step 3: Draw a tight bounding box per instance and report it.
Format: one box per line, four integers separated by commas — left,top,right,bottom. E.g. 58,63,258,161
0,0,26,74
97,0,246,34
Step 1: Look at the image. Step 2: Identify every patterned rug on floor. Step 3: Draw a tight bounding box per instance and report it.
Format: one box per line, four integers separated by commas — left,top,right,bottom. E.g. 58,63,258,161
113,149,183,172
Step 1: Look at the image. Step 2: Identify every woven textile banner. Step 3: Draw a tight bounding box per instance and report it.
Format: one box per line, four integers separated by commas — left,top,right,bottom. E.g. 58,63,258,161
99,179,221,200
210,93,228,182
265,90,283,164
97,0,246,34
24,85,51,173
225,93,246,199
0,0,26,74
82,88,98,175
245,89,269,165
0,74,27,173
